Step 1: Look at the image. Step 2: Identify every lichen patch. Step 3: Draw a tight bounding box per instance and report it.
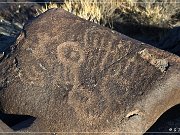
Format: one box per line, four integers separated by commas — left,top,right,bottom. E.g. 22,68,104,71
138,49,169,72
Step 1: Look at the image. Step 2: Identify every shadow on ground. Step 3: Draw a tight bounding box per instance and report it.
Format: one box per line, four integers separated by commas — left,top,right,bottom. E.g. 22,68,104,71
145,104,180,135
112,22,180,56
0,113,36,131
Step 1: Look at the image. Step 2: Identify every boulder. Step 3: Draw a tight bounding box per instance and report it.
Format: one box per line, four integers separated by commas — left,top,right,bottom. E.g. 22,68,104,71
0,9,179,134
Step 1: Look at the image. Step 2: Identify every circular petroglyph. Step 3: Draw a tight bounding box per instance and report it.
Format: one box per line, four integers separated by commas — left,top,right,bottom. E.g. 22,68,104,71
57,42,85,66
68,86,109,124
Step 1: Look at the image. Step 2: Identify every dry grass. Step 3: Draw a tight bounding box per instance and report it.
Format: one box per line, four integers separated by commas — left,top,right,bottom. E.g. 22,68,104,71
129,0,179,26
0,0,179,38
36,0,120,27
36,2,60,16
36,0,179,28
61,0,122,27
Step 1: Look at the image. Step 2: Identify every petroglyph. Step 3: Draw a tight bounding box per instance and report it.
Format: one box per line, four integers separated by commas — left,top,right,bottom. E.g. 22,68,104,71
77,28,135,89
68,86,110,125
56,31,127,123
57,41,85,66
56,29,144,124
83,28,122,71
21,65,45,87
57,41,85,85
0,9,179,133
28,33,49,59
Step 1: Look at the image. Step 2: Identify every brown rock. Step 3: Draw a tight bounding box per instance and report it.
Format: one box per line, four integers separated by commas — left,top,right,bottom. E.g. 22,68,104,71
0,9,179,134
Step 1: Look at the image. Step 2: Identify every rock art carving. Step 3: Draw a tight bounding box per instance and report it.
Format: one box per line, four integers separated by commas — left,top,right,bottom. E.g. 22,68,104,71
0,9,179,134
57,42,85,66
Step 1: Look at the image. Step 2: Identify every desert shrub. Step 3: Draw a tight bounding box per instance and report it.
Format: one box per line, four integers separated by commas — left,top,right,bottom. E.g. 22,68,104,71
36,2,60,16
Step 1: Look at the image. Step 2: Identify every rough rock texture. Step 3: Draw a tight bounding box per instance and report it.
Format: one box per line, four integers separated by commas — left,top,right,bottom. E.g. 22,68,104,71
0,9,179,134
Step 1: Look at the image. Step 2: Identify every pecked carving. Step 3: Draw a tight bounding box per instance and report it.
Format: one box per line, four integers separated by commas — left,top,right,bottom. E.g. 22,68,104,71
57,41,85,66
0,9,179,133
68,86,110,125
